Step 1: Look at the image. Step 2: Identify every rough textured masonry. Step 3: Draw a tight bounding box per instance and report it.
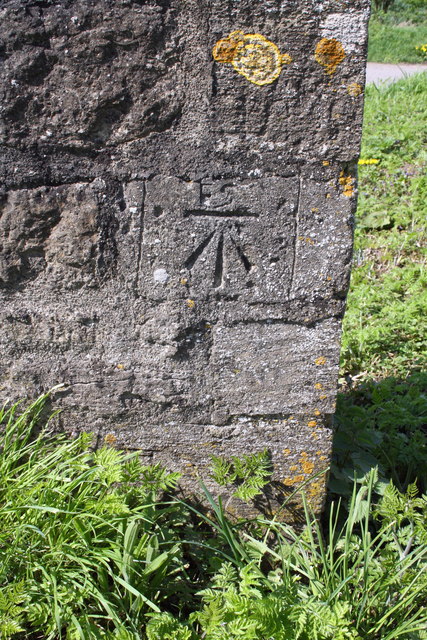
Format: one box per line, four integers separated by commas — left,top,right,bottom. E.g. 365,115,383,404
0,0,370,519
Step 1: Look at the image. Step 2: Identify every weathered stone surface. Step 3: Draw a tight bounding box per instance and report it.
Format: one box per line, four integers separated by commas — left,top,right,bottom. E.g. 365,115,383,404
0,0,370,518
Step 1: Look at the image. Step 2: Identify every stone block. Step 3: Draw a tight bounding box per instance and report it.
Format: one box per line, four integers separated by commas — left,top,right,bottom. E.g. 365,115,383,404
0,0,370,519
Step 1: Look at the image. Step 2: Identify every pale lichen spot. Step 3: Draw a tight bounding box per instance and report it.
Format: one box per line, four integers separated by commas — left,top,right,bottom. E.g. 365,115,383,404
213,31,292,86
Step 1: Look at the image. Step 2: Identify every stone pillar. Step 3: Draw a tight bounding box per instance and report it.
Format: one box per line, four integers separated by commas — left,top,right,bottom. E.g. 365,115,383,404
0,0,370,519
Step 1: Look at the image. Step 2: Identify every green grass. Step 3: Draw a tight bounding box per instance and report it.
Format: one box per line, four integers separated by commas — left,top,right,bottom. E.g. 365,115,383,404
332,73,427,509
368,20,427,63
341,73,427,380
368,0,427,63
1,395,426,640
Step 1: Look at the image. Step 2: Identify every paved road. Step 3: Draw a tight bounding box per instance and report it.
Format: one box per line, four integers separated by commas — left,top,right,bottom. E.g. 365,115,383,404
366,62,427,84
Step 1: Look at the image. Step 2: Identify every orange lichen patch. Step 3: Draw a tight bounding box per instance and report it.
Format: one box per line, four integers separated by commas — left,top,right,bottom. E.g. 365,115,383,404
212,30,243,62
104,433,117,445
186,299,196,309
284,474,305,486
315,356,326,366
347,82,363,97
308,420,317,428
301,459,315,475
213,31,292,86
308,478,324,500
315,38,345,75
339,171,355,197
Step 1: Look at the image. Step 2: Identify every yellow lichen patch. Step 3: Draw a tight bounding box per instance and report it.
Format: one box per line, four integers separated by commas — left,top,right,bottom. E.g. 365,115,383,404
283,448,291,456
116,363,124,370
290,464,299,472
180,277,188,285
319,394,327,400
315,383,324,390
315,356,326,366
347,82,362,97
315,38,345,75
322,160,330,166
213,31,292,86
186,299,196,309
298,236,315,245
314,409,321,416
104,433,117,445
281,53,293,65
339,171,355,197
308,420,317,428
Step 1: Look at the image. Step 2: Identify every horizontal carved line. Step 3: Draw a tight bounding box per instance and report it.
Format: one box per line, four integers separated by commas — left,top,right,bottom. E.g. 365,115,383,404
184,209,259,218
